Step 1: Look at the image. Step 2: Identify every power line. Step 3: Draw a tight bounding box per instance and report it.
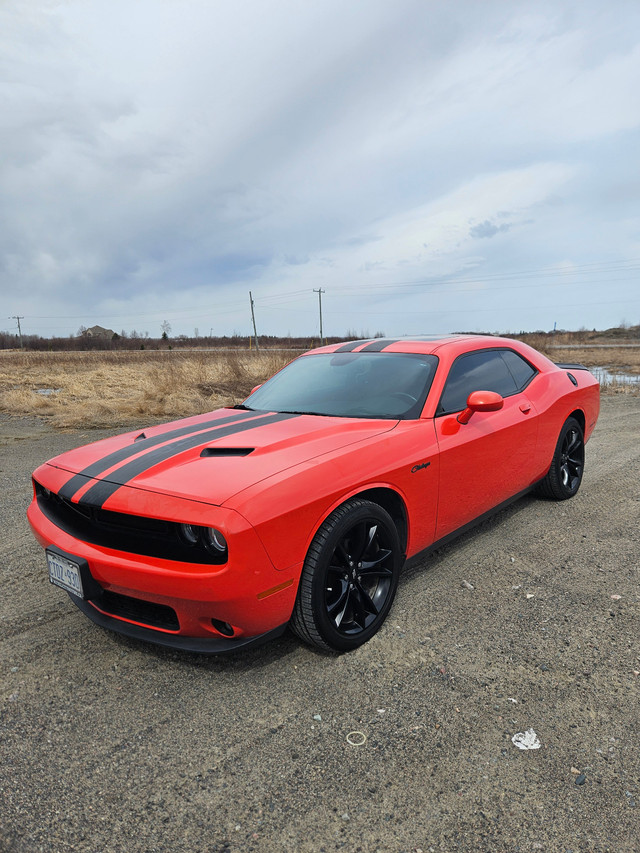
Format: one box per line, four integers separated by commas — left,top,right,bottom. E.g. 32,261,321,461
20,260,640,323
11,256,640,336
321,294,640,316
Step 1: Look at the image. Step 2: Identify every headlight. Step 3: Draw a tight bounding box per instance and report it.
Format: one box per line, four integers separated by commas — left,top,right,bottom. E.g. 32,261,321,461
203,527,227,555
178,523,228,562
179,523,200,547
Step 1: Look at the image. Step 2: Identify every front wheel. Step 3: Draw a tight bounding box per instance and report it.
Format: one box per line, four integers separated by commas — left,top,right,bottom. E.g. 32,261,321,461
536,416,585,500
291,499,402,652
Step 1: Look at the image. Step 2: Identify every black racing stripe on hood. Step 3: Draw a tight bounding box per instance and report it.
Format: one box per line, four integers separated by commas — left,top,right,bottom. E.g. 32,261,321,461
359,339,400,352
334,340,374,352
58,410,257,501
77,412,300,508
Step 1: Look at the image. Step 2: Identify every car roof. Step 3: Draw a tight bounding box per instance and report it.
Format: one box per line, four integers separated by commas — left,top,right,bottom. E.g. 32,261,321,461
309,334,520,357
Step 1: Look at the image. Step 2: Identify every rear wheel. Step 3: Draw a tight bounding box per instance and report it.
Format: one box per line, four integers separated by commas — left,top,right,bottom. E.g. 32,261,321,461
291,499,402,652
536,416,585,500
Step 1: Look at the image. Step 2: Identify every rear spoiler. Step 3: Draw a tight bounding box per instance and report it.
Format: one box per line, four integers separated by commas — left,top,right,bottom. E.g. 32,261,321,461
554,362,589,371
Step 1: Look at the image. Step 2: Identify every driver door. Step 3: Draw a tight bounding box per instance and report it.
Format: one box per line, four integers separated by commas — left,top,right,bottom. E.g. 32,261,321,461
434,349,539,540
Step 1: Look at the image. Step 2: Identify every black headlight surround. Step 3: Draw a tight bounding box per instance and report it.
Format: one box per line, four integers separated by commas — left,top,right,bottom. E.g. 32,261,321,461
35,480,228,565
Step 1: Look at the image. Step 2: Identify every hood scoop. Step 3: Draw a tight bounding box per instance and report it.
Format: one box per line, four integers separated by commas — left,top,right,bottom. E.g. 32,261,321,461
200,447,254,458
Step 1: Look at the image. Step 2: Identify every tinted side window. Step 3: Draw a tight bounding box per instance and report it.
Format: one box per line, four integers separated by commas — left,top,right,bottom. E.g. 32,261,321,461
439,350,518,414
500,349,537,390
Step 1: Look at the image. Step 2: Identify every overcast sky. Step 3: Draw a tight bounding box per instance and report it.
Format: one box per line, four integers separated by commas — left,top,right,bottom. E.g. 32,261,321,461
2,0,639,340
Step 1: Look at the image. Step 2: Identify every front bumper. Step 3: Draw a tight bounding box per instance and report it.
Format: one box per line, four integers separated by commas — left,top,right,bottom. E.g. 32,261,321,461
70,593,288,653
28,482,300,650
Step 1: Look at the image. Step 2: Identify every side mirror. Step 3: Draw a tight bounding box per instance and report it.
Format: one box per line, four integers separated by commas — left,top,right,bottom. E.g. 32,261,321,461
457,390,504,424
250,384,262,395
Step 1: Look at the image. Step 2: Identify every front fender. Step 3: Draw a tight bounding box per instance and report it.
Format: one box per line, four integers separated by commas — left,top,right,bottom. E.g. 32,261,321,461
226,421,440,570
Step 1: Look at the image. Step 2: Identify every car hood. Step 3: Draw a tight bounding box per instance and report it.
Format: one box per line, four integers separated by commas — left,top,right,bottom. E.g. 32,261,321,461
47,408,397,509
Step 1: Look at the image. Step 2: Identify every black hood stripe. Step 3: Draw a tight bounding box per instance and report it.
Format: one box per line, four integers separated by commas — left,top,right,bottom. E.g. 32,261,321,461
58,410,258,501
77,412,300,508
359,339,401,352
334,340,374,352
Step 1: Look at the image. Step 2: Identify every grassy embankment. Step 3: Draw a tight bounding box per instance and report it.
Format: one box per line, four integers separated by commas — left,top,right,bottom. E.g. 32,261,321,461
0,338,638,429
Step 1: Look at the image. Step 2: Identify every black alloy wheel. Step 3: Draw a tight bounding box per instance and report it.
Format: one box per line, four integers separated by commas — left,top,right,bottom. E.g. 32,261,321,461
536,416,585,500
291,498,402,652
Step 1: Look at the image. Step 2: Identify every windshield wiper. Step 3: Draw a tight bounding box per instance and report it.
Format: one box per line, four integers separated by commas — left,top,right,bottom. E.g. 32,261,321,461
232,404,254,410
276,409,333,417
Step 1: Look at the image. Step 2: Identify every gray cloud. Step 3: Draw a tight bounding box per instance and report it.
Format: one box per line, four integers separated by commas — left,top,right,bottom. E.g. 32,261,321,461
469,221,513,239
1,0,639,338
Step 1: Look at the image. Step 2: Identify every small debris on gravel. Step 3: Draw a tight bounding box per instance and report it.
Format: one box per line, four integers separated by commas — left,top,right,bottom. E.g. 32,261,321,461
512,729,541,750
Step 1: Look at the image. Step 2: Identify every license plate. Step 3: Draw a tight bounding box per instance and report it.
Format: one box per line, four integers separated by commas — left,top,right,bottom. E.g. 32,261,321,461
47,550,84,598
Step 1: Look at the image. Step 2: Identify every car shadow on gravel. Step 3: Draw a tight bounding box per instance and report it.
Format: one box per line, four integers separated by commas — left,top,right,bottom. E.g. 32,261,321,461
104,624,306,672
400,491,539,583
97,492,542,672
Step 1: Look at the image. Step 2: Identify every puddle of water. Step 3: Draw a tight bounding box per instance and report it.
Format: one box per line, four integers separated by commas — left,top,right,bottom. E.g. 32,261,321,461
35,388,61,396
590,367,640,386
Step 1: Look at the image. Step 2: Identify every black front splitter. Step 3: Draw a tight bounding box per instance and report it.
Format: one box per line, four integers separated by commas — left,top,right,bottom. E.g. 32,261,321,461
68,593,287,654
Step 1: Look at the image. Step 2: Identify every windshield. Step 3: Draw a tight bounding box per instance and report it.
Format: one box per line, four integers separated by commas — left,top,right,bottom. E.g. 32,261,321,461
243,352,438,419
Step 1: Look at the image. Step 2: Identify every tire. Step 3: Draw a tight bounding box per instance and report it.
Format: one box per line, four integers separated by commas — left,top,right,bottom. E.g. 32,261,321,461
290,498,402,652
536,416,585,500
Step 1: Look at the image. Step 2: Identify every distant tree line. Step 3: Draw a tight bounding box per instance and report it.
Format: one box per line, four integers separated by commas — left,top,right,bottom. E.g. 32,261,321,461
3,324,636,352
0,330,372,352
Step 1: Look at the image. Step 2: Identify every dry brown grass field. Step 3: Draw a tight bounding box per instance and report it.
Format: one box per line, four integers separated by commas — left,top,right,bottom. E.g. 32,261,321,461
520,335,640,393
521,336,640,374
0,350,293,429
546,345,640,373
0,340,638,429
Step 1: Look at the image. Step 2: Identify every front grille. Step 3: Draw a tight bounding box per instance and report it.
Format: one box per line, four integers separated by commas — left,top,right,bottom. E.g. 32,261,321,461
34,480,225,564
92,590,180,631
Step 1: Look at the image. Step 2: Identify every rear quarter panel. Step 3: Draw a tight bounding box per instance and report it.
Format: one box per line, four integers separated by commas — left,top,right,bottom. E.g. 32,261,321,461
529,367,600,479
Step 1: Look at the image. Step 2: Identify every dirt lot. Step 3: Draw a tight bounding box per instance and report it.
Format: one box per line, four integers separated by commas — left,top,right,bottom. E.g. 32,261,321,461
1,397,638,853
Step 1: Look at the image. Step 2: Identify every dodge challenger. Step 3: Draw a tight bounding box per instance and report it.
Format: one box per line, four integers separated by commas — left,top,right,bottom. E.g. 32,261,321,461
27,335,599,653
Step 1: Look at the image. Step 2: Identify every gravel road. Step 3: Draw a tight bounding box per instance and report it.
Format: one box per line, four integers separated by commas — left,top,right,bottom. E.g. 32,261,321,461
1,397,639,853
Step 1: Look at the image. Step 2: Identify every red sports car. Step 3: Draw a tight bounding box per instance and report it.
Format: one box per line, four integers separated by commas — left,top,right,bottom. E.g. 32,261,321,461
28,335,599,653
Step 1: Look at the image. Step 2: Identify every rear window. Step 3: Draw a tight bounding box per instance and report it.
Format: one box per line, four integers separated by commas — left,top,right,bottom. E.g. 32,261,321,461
500,349,537,389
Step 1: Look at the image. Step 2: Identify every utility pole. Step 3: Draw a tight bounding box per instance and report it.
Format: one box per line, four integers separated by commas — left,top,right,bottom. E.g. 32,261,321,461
313,288,325,344
249,291,259,351
10,315,24,349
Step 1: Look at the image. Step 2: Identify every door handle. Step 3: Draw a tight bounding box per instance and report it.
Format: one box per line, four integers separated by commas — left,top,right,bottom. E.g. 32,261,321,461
519,402,531,414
